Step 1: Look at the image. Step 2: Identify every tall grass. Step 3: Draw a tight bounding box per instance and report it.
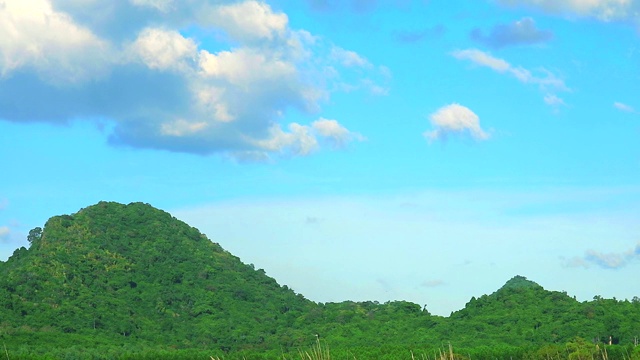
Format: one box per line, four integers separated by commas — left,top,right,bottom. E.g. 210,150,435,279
409,343,468,360
299,336,330,360
298,338,465,360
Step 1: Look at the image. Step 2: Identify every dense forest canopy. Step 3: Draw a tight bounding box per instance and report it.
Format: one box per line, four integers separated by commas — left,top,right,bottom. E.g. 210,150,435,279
1,202,639,359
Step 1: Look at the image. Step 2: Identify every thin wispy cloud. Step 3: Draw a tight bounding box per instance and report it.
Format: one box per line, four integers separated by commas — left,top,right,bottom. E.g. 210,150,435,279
497,0,640,22
421,279,446,288
544,94,566,106
424,103,490,142
564,243,640,269
331,46,373,68
614,102,637,113
305,216,321,224
452,49,566,90
471,17,553,49
452,48,567,107
0,226,10,243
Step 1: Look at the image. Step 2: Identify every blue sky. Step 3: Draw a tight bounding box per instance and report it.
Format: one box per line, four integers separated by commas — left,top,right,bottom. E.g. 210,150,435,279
1,0,640,315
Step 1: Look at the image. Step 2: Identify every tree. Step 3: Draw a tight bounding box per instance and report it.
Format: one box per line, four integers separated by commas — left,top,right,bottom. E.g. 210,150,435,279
27,226,42,245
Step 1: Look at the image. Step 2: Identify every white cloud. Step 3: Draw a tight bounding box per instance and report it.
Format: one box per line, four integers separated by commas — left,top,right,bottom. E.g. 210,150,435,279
330,46,372,68
325,50,389,96
200,0,289,43
312,118,365,148
312,118,351,144
198,47,297,87
497,0,640,22
248,118,363,157
129,28,197,72
424,103,490,142
0,0,110,83
160,119,208,136
452,48,510,72
452,48,568,108
0,0,380,160
253,123,319,156
614,101,636,113
193,86,235,123
452,48,566,90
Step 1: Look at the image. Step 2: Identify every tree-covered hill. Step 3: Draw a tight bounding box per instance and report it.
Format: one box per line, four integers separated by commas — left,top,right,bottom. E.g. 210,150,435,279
0,202,314,352
445,275,640,347
1,202,639,359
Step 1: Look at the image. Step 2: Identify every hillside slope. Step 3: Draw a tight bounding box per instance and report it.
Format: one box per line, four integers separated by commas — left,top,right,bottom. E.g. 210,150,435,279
0,201,313,351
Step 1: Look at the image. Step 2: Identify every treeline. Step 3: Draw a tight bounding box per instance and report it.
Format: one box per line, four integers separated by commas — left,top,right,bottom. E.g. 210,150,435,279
0,202,639,359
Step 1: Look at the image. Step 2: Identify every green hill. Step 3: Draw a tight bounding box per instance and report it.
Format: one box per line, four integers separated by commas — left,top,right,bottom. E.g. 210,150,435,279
446,275,640,348
0,202,313,353
1,202,639,359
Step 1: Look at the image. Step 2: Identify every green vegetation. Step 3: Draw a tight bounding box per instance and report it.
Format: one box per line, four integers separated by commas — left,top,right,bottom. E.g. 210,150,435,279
0,202,638,359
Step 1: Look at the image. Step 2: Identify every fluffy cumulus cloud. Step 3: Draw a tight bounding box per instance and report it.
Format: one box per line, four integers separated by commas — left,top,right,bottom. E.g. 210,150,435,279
424,103,490,142
0,0,111,83
470,17,553,49
246,118,364,158
128,28,198,72
452,48,567,108
201,0,288,43
565,243,640,269
312,118,365,148
0,0,382,160
497,0,640,22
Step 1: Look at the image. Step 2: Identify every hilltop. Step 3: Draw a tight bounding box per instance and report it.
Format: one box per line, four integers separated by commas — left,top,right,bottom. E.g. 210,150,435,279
1,202,639,359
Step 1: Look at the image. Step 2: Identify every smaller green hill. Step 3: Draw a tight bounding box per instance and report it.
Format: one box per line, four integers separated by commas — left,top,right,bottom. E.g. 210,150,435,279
498,275,544,291
444,275,640,347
